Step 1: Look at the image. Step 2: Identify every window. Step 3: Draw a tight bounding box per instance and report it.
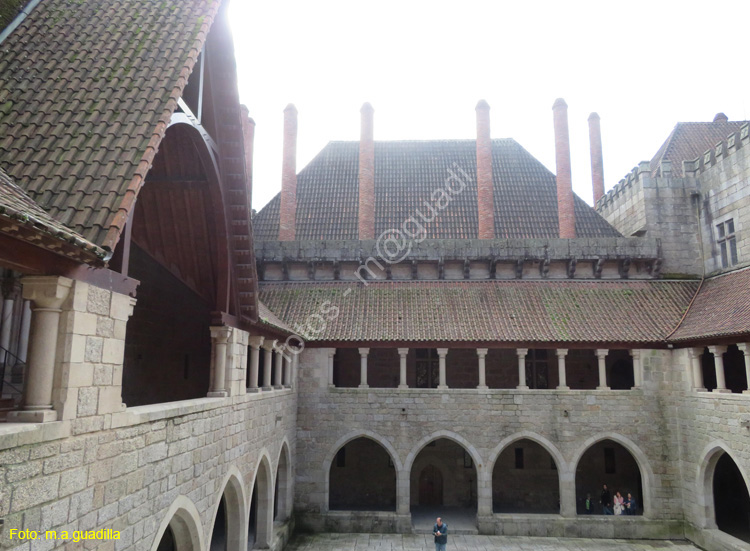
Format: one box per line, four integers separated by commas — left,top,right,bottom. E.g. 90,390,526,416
515,448,524,469
604,448,616,474
415,349,439,388
525,350,549,389
717,219,738,268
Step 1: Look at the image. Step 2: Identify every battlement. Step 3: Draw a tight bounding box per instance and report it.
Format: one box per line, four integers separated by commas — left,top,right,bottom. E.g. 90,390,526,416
682,121,750,176
595,160,652,213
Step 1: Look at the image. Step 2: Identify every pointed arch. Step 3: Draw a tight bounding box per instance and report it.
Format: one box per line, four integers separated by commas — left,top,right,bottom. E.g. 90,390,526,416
696,440,750,530
404,430,483,474
571,433,653,517
207,466,247,551
248,452,274,549
274,439,292,522
150,496,204,551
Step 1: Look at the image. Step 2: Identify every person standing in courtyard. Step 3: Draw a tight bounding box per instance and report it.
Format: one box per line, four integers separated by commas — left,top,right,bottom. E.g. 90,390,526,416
433,517,448,551
600,484,613,515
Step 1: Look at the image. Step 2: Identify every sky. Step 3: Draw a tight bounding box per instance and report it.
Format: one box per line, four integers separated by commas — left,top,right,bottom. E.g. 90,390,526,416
229,0,750,212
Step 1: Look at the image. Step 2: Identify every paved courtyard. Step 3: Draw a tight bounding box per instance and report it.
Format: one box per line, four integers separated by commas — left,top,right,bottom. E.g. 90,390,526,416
285,534,700,551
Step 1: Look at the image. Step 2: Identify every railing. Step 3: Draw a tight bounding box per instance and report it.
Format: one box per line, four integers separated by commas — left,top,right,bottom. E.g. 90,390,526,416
0,344,25,397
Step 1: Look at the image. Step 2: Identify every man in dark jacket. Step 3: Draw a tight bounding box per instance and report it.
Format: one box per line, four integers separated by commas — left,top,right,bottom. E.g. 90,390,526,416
433,517,448,551
600,484,613,515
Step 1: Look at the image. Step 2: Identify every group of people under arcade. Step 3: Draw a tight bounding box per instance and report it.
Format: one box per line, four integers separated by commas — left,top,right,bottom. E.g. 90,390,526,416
585,484,638,515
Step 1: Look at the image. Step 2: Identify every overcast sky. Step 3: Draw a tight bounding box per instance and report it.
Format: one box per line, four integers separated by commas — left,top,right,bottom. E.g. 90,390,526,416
230,0,750,212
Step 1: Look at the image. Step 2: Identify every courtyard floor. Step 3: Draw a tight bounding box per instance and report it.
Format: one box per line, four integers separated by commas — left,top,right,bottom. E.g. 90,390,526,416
285,533,700,551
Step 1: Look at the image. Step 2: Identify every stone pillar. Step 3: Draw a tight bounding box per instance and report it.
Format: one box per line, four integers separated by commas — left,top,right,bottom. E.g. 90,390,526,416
358,348,369,388
556,349,569,390
516,348,529,389
248,335,264,391
396,468,410,515
707,345,730,393
398,348,409,389
630,349,643,388
477,348,488,389
0,296,13,364
283,353,292,388
8,276,72,422
437,348,448,389
737,343,750,394
477,470,493,517
17,299,31,363
327,348,336,387
274,347,284,388
262,340,275,390
559,474,577,518
596,349,610,390
208,326,231,397
687,347,705,391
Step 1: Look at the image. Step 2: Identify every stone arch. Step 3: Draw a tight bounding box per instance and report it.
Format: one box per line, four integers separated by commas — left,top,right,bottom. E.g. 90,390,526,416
248,452,274,549
150,496,204,551
405,430,482,511
696,441,750,529
274,439,292,522
571,433,654,517
488,431,566,514
207,467,247,551
323,430,401,513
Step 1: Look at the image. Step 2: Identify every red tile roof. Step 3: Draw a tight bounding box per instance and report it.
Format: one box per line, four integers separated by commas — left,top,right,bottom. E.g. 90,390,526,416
0,166,105,263
259,280,698,345
0,0,221,250
650,120,747,177
670,267,750,342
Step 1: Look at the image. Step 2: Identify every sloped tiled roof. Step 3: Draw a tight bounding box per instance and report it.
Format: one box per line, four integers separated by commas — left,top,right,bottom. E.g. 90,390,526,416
0,0,221,249
258,300,295,335
650,119,746,177
0,166,105,262
253,140,621,241
670,267,750,342
259,280,698,344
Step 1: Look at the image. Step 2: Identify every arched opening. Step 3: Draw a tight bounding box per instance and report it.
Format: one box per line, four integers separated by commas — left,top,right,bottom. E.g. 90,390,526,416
209,497,227,551
713,452,750,542
123,123,228,406
156,526,176,551
248,457,273,549
274,444,291,522
329,437,396,511
701,347,718,391
575,439,643,515
410,438,477,523
153,501,203,551
607,350,634,390
492,439,560,513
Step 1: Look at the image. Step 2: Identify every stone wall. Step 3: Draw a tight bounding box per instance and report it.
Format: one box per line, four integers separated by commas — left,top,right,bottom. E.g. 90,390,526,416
294,347,683,539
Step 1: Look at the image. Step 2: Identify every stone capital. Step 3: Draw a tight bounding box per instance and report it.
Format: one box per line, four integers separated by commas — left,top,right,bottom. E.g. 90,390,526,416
358,347,370,357
476,348,488,357
248,335,265,349
630,348,642,359
707,345,727,356
397,348,409,356
595,349,608,359
436,348,449,357
21,276,73,309
328,348,337,358
210,326,232,343
736,343,750,356
261,339,278,352
556,349,568,358
516,348,528,357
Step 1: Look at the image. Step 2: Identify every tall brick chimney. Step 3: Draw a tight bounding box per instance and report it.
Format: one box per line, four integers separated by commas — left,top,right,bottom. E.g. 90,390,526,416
240,105,255,207
588,112,605,205
279,103,297,241
553,98,576,238
476,100,495,239
358,102,375,240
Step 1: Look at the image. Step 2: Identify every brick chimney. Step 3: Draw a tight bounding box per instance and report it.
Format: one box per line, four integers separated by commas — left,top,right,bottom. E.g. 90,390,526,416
588,112,605,205
476,100,495,239
358,102,375,240
553,98,576,238
713,112,728,123
279,103,297,241
240,105,255,208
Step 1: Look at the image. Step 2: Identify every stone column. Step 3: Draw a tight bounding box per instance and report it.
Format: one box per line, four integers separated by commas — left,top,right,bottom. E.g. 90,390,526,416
397,348,409,389
516,348,529,389
17,299,32,363
707,345,730,393
556,349,569,390
0,296,14,365
687,347,705,391
8,276,72,423
476,470,493,517
630,349,643,388
596,349,610,390
477,348,488,389
328,348,336,387
262,340,275,390
208,326,231,397
283,353,292,388
358,348,369,388
437,348,449,389
737,343,750,394
248,336,264,392
274,347,284,388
